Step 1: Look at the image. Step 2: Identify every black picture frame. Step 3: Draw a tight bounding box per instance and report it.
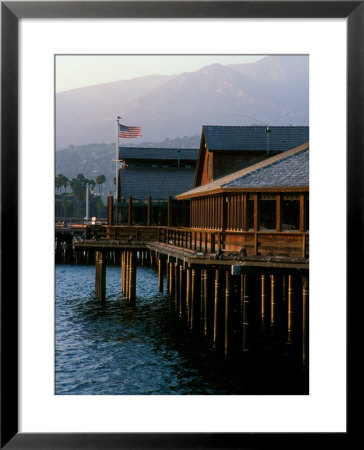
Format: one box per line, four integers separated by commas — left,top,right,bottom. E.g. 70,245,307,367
1,1,359,448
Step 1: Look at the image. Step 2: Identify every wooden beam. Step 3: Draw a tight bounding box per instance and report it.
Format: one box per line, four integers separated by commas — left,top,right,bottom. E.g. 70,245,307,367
253,193,259,232
242,193,247,231
107,195,113,226
299,193,305,232
276,193,282,232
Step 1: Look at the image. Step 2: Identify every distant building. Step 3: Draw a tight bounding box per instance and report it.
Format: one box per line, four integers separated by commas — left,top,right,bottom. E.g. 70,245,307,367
195,125,309,187
118,147,198,199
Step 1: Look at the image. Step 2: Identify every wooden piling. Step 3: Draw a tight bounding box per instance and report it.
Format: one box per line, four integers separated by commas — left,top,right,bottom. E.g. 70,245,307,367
166,260,170,293
169,261,175,296
287,274,294,342
302,276,309,364
179,265,186,319
224,270,232,355
190,268,200,330
200,269,205,329
261,274,266,322
270,274,276,326
158,258,163,292
125,251,130,299
242,274,251,352
174,262,180,312
186,268,191,324
232,274,240,351
128,251,136,305
213,268,221,348
121,252,125,293
203,269,209,336
95,251,106,303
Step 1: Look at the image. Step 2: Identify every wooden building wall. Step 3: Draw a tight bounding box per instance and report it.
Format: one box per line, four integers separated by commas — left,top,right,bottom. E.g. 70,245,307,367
190,192,309,233
197,151,281,187
189,191,309,257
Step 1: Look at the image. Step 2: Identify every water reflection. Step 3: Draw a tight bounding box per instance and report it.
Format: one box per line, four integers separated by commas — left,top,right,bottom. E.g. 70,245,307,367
56,265,308,395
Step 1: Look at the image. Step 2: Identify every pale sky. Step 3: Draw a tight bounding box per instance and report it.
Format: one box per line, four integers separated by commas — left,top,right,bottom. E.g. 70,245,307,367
55,54,264,92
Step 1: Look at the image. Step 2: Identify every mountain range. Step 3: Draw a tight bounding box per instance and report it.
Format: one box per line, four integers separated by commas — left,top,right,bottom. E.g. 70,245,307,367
56,55,309,150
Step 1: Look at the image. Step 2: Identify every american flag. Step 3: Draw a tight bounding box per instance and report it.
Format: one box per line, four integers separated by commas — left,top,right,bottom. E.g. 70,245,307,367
119,123,142,138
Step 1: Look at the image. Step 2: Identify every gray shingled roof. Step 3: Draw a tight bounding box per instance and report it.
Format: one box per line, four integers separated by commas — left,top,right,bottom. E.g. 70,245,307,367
203,125,309,151
225,147,309,188
121,168,196,199
119,147,198,161
177,143,309,198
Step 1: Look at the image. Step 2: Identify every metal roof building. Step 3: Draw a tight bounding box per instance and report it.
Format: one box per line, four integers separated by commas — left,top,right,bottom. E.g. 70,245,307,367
195,125,309,187
118,147,198,199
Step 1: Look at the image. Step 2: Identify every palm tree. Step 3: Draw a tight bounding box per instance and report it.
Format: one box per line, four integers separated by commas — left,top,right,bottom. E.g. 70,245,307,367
96,174,106,194
55,174,61,194
56,173,70,194
60,174,69,192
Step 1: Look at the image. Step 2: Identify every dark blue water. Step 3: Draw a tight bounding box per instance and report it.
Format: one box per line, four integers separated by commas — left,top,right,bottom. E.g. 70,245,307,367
56,264,308,395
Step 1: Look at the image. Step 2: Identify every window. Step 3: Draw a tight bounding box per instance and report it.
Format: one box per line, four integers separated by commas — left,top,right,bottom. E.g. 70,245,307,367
259,194,276,230
247,194,255,230
305,195,309,231
282,194,300,231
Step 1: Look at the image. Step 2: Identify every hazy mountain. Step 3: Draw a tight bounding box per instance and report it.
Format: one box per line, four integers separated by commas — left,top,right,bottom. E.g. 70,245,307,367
56,55,309,149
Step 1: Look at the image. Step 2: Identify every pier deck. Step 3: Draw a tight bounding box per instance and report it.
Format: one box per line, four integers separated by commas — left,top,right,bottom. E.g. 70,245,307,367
63,225,309,362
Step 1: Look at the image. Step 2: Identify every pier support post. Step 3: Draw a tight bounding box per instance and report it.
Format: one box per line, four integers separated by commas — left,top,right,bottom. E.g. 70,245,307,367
128,251,136,305
95,251,106,303
169,261,175,296
203,269,210,337
174,262,180,312
213,268,221,348
125,251,130,299
287,274,294,342
270,274,276,327
190,268,200,331
121,252,125,293
242,274,251,352
158,258,164,292
179,265,186,319
200,269,205,330
186,268,191,324
302,276,309,364
224,270,232,356
166,260,170,293
261,274,266,322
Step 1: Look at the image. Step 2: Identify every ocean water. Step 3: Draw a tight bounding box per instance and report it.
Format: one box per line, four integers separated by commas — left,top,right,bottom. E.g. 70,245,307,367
55,264,308,395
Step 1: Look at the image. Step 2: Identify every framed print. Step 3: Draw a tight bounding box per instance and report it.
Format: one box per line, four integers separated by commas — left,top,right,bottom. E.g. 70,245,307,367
1,1,360,448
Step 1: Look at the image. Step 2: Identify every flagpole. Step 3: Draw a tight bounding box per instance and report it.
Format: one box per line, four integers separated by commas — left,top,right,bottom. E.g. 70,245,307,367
115,116,120,202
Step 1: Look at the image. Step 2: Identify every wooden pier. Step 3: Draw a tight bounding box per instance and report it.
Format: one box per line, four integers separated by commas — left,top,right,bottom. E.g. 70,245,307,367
70,227,308,363
60,142,310,364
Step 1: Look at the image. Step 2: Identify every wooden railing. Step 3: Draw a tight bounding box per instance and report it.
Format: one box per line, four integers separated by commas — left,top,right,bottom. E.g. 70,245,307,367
88,225,309,259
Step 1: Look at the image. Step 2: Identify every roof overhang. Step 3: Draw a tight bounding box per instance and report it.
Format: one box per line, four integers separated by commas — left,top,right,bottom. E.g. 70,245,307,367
177,186,309,200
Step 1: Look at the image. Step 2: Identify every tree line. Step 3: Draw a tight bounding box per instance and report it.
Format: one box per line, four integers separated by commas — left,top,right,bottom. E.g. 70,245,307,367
55,173,107,219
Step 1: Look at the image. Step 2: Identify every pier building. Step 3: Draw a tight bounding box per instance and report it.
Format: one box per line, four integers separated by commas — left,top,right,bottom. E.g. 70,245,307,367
177,142,309,257
114,147,198,226
195,125,309,186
